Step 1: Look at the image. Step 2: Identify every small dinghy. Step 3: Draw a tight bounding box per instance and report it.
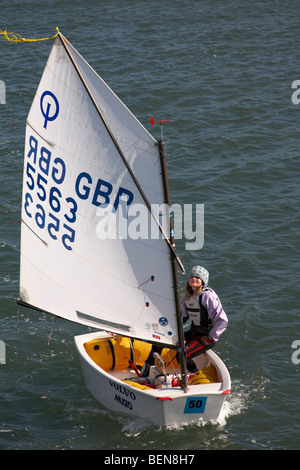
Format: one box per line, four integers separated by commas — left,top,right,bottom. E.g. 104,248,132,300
17,31,231,426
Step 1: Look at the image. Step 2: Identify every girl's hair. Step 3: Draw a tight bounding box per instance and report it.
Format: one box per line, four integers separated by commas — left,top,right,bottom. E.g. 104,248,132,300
184,282,203,300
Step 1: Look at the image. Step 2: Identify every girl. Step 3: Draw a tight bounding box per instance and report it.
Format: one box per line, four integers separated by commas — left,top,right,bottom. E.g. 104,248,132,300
141,265,228,376
182,265,228,372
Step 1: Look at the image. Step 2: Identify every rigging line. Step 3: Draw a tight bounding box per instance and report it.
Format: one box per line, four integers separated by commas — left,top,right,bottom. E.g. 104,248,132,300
0,27,60,43
57,32,185,273
108,333,142,378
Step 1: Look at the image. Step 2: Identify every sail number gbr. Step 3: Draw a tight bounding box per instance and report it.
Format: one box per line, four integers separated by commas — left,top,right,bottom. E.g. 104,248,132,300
23,135,77,251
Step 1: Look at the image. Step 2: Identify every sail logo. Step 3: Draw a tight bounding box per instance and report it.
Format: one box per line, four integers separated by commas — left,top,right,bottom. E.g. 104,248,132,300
40,90,59,129
159,317,168,326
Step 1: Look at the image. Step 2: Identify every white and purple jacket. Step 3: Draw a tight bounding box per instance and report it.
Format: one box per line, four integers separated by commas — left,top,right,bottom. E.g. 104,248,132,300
181,288,228,342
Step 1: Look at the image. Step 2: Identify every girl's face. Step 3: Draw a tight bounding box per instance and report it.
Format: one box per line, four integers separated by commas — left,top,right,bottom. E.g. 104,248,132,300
188,276,203,291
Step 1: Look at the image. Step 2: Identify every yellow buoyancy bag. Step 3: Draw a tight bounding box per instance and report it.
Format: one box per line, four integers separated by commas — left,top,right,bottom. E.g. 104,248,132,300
84,336,152,370
187,364,218,385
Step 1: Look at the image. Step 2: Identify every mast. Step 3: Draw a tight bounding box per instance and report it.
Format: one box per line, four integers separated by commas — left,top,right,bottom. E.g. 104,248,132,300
158,137,187,391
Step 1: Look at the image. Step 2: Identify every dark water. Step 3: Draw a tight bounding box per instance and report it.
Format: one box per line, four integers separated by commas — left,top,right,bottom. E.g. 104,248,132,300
1,0,299,450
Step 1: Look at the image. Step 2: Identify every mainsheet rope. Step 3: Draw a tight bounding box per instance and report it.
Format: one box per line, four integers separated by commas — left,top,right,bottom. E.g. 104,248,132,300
0,27,59,43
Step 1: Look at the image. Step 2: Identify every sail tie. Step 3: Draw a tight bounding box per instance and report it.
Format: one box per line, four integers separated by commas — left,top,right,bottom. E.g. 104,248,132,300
0,27,60,43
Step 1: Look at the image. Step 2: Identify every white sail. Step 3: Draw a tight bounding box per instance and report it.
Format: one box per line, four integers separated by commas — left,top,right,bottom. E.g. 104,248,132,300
19,34,183,346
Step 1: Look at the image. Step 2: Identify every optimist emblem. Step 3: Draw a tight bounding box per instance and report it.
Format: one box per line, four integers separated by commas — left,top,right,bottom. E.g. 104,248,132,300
159,317,168,326
40,90,59,129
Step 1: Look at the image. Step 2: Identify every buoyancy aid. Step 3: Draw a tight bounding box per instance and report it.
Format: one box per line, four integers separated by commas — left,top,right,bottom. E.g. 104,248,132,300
184,288,213,336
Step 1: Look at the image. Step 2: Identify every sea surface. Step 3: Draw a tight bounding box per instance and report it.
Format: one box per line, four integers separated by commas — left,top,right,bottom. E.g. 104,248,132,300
0,0,299,452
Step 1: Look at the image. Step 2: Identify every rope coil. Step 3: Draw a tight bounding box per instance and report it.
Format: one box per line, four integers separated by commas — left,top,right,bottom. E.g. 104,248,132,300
0,27,59,43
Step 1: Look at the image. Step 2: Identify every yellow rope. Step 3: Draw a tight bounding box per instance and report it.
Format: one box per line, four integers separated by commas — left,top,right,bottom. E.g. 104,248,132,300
0,27,60,43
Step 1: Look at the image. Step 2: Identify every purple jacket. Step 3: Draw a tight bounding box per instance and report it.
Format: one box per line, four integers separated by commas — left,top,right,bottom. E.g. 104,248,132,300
181,288,228,342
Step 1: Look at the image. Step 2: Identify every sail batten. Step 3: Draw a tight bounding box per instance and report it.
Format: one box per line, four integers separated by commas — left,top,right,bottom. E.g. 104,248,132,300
19,32,184,348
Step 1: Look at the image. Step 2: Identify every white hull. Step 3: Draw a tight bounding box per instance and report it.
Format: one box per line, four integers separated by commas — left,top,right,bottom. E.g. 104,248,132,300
74,331,231,427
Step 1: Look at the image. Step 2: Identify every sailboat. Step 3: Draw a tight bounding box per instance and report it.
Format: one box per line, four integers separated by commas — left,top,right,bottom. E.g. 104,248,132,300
18,32,231,427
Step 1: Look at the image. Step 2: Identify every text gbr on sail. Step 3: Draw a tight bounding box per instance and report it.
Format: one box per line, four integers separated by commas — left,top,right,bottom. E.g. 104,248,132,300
75,171,134,212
